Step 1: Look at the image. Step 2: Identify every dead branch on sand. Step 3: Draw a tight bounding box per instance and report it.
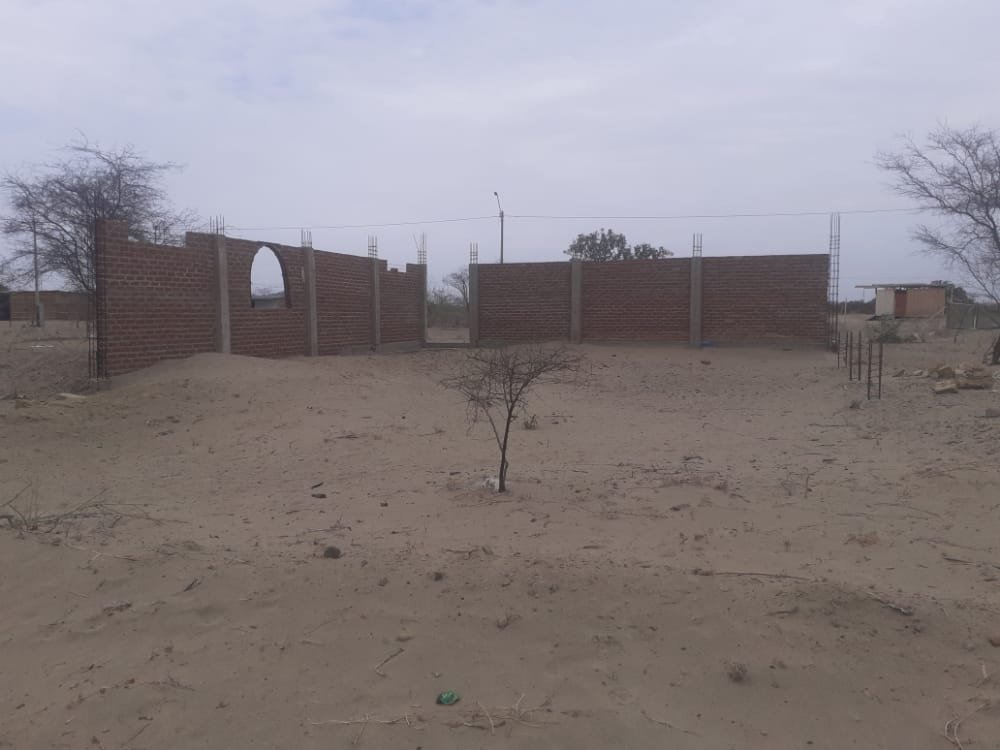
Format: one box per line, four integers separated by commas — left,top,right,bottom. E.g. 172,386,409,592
944,700,991,750
1,486,159,535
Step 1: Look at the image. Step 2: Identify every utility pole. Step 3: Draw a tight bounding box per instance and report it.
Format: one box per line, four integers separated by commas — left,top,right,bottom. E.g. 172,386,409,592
32,216,42,327
493,191,504,264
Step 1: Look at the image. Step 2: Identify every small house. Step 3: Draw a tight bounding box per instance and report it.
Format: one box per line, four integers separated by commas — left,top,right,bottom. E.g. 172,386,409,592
855,283,947,319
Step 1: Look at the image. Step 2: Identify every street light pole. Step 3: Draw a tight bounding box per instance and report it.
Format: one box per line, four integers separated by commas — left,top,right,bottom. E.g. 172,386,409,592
493,191,504,264
31,216,41,327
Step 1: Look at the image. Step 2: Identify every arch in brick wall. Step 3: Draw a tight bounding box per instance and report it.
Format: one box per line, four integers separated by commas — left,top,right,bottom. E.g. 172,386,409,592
250,246,291,309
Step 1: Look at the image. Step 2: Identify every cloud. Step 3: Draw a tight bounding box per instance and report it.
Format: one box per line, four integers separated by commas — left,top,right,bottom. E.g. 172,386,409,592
2,0,999,292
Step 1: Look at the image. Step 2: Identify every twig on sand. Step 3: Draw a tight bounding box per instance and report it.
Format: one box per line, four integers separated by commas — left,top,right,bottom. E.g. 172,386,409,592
944,700,991,750
640,709,701,736
308,714,410,727
353,715,369,745
374,647,405,676
118,722,149,749
691,568,811,582
867,591,914,616
477,701,495,735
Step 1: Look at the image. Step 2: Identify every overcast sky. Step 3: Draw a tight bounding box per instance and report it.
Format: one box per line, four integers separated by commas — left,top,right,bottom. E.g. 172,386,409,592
2,0,999,298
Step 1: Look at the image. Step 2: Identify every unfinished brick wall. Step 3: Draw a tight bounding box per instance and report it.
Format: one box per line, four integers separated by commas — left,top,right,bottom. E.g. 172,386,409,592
95,221,217,375
472,254,829,346
380,265,426,344
224,238,308,358
315,252,374,354
582,259,691,341
94,220,426,376
701,255,829,343
478,262,572,342
8,291,90,321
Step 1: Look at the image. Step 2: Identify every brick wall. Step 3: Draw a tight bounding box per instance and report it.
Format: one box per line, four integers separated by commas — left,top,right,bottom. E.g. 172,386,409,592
473,254,829,346
478,262,571,342
380,264,425,344
315,252,374,354
96,221,217,375
582,259,691,341
701,255,829,343
8,291,90,321
94,220,427,376
224,238,308,358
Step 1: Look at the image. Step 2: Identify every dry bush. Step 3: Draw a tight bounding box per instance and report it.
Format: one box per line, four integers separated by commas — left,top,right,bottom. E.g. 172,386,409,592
443,345,584,492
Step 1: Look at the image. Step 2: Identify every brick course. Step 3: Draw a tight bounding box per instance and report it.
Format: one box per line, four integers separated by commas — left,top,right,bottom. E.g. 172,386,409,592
582,259,691,341
7,291,90,321
478,262,571,342
380,264,425,344
701,255,828,343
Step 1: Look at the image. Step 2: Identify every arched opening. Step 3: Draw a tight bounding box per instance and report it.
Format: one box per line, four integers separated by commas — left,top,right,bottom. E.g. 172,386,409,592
250,246,290,309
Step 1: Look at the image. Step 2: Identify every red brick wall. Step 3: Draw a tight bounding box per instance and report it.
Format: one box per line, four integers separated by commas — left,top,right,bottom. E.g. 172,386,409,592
315,251,373,354
380,264,425,344
94,220,427,374
701,255,829,343
478,262,571,342
96,221,217,375
582,259,691,341
224,238,308,358
474,254,829,346
9,291,90,321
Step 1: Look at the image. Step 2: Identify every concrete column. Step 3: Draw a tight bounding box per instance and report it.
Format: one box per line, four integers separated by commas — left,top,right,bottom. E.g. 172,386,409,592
689,256,703,347
468,263,480,346
370,258,382,351
569,258,583,343
303,247,319,356
215,235,231,354
419,264,428,344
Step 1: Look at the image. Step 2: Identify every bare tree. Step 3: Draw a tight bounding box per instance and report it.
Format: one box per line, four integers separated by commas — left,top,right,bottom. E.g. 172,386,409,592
443,345,584,492
877,125,1000,364
2,139,198,292
443,268,470,312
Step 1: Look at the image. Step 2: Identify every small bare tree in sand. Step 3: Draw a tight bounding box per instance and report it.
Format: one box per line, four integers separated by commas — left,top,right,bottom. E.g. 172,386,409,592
443,345,584,492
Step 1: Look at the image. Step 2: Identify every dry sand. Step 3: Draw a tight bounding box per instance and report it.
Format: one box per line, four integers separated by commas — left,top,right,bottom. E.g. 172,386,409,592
1,318,999,749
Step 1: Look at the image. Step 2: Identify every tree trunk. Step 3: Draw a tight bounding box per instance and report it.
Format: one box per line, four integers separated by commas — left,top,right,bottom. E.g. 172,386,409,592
990,333,1000,366
498,409,514,492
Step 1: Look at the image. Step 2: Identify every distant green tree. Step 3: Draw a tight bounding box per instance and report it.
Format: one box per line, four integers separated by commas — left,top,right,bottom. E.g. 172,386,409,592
565,229,672,261
930,280,973,304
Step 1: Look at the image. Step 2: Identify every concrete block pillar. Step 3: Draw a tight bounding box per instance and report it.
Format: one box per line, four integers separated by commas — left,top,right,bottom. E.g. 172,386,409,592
215,235,231,354
570,258,583,343
468,263,480,346
370,258,382,351
689,256,703,347
303,247,319,356
419,264,428,344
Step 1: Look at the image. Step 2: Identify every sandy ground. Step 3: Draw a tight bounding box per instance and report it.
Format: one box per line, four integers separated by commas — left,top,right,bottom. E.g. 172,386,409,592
1,318,999,749
0,320,91,399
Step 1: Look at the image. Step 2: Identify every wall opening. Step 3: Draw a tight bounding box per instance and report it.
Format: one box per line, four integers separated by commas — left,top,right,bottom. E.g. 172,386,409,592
250,246,290,309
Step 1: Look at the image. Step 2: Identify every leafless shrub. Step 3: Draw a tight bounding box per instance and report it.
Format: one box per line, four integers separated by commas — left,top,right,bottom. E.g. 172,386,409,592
442,344,584,492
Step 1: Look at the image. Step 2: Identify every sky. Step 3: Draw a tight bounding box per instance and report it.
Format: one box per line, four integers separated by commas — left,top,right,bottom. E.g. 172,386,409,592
2,0,999,300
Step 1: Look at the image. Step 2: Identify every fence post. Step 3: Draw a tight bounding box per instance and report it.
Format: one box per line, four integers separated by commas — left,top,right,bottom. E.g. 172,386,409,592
215,235,231,354
689,256,703,347
468,263,480,346
570,258,583,344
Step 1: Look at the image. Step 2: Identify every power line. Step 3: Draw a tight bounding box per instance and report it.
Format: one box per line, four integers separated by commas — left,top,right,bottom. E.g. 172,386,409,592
222,206,920,233
508,207,918,220
228,215,495,232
